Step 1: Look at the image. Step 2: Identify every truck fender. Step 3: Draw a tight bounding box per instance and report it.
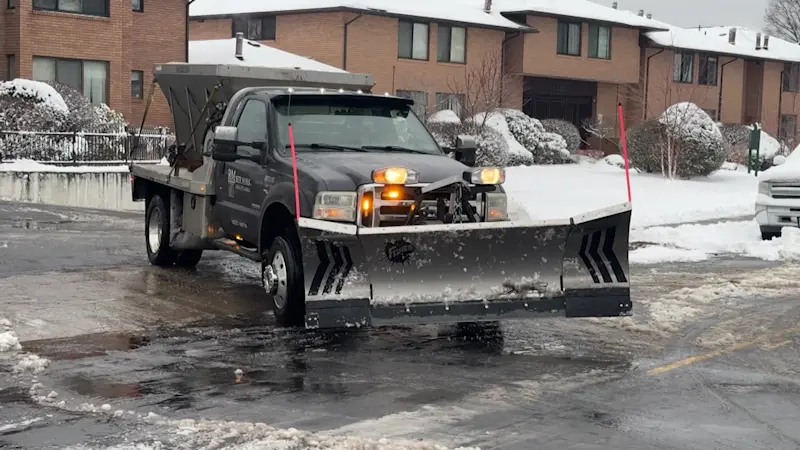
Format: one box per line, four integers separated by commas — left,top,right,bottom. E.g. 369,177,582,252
257,182,313,254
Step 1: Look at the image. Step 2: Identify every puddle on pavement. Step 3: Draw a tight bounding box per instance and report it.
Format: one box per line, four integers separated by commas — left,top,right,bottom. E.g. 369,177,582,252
22,332,151,361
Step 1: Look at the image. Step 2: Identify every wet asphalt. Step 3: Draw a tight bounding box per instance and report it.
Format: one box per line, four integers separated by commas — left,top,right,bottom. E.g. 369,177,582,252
1,201,800,449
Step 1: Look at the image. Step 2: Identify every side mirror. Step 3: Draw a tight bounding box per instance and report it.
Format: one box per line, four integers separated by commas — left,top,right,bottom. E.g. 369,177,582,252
211,125,264,162
451,134,477,167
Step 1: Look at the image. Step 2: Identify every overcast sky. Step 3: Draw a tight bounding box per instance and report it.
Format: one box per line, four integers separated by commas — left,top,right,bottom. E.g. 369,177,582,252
591,0,770,30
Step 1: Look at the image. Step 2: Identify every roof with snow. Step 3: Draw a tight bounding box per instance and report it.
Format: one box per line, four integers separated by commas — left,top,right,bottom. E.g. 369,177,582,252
189,0,533,31
188,38,347,72
491,0,668,30
645,25,800,63
188,0,669,32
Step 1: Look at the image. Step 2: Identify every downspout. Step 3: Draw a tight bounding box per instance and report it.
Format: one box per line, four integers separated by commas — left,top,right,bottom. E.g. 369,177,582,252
343,13,363,70
186,0,196,62
717,57,738,122
643,48,665,120
500,31,522,104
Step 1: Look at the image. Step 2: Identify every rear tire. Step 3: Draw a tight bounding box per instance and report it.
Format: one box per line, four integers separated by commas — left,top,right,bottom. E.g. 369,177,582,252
145,194,177,266
262,234,305,327
175,250,203,268
761,228,780,240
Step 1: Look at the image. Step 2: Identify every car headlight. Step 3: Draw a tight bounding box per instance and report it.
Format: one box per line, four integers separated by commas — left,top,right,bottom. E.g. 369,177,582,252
470,167,505,185
313,191,356,222
484,192,508,221
758,182,771,196
372,167,419,185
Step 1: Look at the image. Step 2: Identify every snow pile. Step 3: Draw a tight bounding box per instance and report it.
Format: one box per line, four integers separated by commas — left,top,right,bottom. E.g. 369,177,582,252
428,109,461,124
0,79,69,113
0,159,130,172
758,143,800,182
503,161,756,227
630,221,800,263
0,316,21,352
472,111,530,157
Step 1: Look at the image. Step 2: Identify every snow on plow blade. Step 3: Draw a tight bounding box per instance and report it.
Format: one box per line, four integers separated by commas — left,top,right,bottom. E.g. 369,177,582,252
296,203,631,329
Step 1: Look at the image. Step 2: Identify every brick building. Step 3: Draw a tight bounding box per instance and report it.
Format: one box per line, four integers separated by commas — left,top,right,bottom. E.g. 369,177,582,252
0,0,186,127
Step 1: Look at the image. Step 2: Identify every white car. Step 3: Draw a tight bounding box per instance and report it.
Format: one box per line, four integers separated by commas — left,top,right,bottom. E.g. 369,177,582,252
755,150,800,240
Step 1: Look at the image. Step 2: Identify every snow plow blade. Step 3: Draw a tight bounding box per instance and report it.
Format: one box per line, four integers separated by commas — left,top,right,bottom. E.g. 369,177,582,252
297,203,631,329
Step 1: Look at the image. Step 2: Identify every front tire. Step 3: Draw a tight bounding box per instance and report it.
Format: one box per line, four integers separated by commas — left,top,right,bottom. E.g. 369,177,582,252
262,234,305,327
145,194,177,266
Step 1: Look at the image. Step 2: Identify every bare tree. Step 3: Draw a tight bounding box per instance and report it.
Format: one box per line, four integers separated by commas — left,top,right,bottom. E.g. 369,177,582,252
445,50,518,129
765,0,800,44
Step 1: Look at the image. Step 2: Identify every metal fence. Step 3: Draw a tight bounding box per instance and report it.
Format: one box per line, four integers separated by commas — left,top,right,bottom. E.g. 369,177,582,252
0,128,175,163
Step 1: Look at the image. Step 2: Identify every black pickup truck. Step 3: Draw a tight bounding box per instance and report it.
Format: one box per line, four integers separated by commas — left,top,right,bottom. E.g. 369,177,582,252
130,61,633,330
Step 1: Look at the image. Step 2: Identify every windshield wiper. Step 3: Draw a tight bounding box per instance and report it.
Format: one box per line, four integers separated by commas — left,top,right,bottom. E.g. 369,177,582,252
287,143,368,152
360,145,430,154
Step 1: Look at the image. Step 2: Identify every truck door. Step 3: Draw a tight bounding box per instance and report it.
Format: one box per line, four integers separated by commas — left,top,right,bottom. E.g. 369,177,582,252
214,98,269,245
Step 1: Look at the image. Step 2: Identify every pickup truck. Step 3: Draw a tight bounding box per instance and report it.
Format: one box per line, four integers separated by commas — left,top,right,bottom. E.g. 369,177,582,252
129,39,633,330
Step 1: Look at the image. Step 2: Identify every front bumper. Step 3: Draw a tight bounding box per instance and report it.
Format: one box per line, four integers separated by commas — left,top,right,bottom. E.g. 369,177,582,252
755,196,800,229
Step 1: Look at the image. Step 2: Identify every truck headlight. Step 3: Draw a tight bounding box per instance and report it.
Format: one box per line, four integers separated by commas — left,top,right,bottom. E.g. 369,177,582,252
484,192,508,221
471,167,505,185
758,182,771,196
372,167,419,185
313,191,356,222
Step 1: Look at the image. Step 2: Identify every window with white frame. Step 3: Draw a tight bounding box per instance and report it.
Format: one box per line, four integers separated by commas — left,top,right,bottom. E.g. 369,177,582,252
131,70,144,98
32,0,109,17
435,92,464,117
398,20,429,60
588,23,611,59
396,90,428,117
437,25,466,63
673,51,694,83
32,56,108,105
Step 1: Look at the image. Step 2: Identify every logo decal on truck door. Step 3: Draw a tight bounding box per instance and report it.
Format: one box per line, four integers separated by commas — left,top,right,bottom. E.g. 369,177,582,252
308,240,354,296
577,227,627,284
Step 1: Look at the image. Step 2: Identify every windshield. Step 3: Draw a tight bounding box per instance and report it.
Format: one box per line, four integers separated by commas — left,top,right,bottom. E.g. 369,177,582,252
272,95,443,155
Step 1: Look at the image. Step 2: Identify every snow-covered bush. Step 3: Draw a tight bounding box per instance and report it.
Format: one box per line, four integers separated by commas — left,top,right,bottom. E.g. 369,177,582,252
534,132,572,164
427,109,461,124
719,123,750,165
627,119,666,173
540,118,581,154
427,110,535,167
47,82,126,133
502,109,544,150
658,102,726,178
603,154,625,168
0,79,68,132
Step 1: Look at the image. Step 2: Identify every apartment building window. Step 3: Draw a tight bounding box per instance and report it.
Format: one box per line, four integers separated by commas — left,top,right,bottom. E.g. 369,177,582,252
396,90,427,117
437,25,466,63
131,0,142,12
398,20,429,60
557,21,581,56
8,0,15,9
588,24,610,59
780,114,797,141
698,54,718,86
131,71,143,98
5,55,15,81
783,62,800,92
673,51,694,83
703,108,717,119
33,0,109,17
232,16,276,40
32,56,108,105
435,92,464,117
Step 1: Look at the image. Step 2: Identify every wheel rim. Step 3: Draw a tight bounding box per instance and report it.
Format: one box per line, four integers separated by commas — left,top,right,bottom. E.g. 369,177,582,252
271,251,288,309
147,206,162,253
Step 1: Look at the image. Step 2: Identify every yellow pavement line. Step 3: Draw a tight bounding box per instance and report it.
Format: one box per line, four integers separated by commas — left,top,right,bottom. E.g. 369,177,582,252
647,327,800,376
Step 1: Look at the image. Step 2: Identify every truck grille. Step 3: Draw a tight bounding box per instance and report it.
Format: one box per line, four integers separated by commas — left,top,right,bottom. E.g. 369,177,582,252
770,184,800,199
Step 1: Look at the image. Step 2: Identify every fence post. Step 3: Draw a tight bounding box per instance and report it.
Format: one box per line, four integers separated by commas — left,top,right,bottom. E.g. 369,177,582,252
72,131,78,163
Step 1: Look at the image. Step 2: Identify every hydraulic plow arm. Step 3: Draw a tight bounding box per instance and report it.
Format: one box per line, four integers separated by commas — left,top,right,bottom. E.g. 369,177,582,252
295,203,632,329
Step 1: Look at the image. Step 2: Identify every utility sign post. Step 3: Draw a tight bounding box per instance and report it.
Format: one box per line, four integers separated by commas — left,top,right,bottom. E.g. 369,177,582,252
748,123,762,175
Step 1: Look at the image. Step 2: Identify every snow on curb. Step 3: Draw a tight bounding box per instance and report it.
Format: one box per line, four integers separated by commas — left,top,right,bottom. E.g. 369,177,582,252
0,314,51,375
